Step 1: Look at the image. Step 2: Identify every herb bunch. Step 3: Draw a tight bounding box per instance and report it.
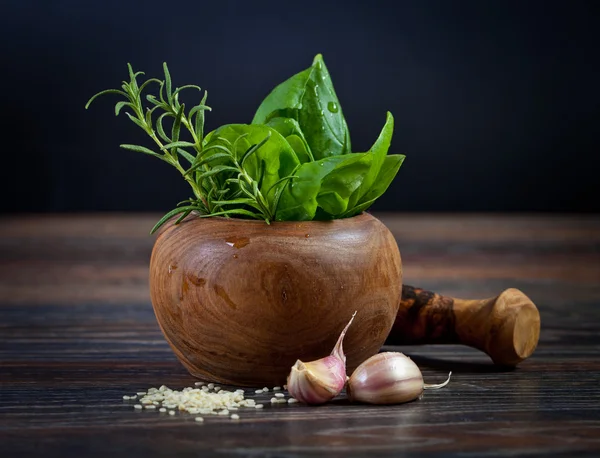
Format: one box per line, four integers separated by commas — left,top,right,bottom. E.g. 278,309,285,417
87,55,405,232
86,64,285,233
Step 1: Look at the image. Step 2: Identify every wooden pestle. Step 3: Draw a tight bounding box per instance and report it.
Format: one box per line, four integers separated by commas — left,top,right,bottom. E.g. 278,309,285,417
386,285,541,366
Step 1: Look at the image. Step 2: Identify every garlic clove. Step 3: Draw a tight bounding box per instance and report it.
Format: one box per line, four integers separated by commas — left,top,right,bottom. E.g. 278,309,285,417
286,312,356,405
347,352,425,405
287,356,346,405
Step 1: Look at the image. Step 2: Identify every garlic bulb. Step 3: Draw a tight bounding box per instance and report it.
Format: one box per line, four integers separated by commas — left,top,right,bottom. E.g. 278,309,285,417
347,352,451,405
287,312,356,405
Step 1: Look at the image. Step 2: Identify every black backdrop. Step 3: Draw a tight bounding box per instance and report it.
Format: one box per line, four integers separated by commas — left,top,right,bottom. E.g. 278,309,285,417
1,0,598,213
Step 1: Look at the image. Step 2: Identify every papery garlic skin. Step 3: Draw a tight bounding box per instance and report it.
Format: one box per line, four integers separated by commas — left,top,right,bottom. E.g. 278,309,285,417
347,352,424,405
287,356,347,405
286,312,356,405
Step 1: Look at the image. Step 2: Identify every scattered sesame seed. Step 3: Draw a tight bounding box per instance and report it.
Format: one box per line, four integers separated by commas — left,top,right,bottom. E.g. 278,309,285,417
270,397,277,403
273,386,282,391
230,414,240,420
288,398,298,404
123,395,130,400
134,404,143,409
254,389,263,394
195,417,204,422
137,392,146,396
262,387,269,392
123,382,260,418
276,399,287,404
274,393,285,398
255,404,264,409
194,382,203,386
130,395,137,400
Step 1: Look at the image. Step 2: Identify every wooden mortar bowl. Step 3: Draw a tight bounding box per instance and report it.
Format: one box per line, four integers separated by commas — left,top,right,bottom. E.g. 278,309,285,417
149,212,402,387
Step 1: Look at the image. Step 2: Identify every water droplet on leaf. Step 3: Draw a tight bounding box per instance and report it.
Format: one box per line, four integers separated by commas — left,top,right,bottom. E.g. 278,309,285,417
327,101,338,113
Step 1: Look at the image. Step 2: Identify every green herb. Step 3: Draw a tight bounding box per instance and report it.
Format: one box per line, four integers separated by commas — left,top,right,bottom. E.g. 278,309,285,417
86,55,405,230
252,54,351,160
85,63,296,231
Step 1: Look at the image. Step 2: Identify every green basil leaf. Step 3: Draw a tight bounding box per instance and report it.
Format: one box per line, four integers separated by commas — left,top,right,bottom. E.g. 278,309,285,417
264,117,314,163
276,153,372,221
342,154,405,217
203,124,300,202
347,112,395,209
252,54,351,160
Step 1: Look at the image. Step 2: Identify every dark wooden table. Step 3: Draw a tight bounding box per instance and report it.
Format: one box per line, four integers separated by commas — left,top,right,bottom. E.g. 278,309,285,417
1,213,599,457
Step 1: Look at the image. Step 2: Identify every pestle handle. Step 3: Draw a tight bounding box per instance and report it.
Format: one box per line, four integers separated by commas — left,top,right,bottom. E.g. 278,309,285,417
386,285,541,366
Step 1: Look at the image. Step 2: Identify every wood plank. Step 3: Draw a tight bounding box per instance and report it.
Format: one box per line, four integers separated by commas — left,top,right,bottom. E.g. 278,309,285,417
1,214,599,456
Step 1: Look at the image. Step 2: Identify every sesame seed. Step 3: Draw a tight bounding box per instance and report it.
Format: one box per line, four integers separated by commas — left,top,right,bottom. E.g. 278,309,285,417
255,404,264,409
130,395,137,400
122,382,258,417
276,399,287,404
274,393,285,398
137,392,146,396
134,404,143,409
122,395,130,400
195,417,204,422
270,397,277,403
273,386,282,391
230,414,240,420
262,387,269,392
254,389,263,394
288,398,298,404
194,382,203,386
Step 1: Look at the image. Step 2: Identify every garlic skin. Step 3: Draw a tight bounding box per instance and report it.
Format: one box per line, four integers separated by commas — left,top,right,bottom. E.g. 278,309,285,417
287,356,347,405
347,352,424,405
286,312,356,405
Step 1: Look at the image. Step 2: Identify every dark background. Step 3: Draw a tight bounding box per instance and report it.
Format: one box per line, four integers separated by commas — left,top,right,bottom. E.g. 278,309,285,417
1,0,598,214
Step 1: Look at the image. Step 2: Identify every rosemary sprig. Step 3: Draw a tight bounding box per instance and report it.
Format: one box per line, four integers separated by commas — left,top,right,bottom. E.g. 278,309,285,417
86,64,289,233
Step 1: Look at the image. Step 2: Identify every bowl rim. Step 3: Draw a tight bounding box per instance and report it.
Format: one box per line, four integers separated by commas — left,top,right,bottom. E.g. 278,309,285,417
155,211,374,237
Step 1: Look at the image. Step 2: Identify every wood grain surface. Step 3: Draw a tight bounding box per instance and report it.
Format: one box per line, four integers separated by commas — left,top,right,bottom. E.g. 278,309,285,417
1,213,600,457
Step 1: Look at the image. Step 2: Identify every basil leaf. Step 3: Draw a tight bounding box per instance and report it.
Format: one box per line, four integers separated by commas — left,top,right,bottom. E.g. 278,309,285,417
252,54,351,160
203,124,300,199
264,117,314,163
347,112,394,209
276,153,372,221
342,154,406,217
